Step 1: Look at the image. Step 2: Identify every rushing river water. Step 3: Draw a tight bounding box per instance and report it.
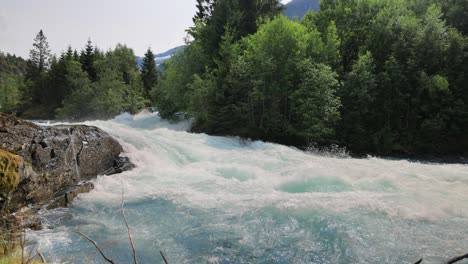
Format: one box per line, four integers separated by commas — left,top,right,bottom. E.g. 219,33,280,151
29,112,468,264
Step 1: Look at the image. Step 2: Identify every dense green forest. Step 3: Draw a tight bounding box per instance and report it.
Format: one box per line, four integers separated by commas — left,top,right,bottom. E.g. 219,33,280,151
153,0,468,157
0,31,153,120
1,0,467,157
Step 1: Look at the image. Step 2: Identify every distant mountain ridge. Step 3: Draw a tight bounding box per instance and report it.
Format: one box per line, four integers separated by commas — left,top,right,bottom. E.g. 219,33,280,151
135,45,185,68
283,0,320,20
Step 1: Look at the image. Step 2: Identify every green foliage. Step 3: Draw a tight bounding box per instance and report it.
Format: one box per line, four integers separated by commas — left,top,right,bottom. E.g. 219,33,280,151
2,29,147,120
242,15,309,140
0,74,22,113
152,51,194,120
290,61,341,143
441,0,468,34
0,53,27,76
140,48,158,101
55,60,94,119
3,0,467,157
155,0,468,157
57,44,147,120
339,51,377,152
27,29,51,79
80,39,97,81
322,21,341,69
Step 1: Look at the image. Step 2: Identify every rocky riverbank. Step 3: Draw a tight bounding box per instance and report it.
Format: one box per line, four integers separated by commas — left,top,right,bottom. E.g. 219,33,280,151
0,113,134,244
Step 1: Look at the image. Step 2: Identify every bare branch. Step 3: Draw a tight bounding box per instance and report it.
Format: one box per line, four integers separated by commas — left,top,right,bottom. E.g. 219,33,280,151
25,253,38,264
74,231,115,264
160,251,169,264
25,245,36,264
37,249,47,263
121,184,139,264
21,230,26,264
446,252,468,264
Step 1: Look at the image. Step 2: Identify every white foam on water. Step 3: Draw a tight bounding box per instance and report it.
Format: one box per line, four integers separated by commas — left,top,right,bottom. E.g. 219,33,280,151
29,112,468,264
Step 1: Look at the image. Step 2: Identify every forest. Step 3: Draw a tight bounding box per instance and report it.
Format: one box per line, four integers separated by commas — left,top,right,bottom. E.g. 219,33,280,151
0,34,156,120
1,0,467,157
154,0,468,157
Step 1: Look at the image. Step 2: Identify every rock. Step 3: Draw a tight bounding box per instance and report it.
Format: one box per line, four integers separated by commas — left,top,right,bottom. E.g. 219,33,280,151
0,113,134,213
47,182,95,209
102,157,136,175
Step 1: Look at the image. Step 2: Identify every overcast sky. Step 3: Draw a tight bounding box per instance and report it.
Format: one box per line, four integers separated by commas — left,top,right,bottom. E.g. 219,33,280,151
0,0,291,58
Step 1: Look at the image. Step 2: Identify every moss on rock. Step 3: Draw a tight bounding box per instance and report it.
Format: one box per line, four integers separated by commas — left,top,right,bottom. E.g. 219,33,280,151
0,149,20,193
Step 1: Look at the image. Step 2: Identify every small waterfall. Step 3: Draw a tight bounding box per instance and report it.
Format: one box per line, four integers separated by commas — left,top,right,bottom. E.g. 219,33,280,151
68,127,81,180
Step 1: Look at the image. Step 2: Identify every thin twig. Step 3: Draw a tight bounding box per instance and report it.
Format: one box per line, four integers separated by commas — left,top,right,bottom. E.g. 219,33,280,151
121,184,139,264
21,230,26,264
160,251,169,264
25,253,37,264
74,231,115,264
37,249,47,263
446,252,468,264
25,245,36,264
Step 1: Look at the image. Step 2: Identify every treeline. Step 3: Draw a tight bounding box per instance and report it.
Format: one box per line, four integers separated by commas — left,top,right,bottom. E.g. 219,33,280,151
0,31,157,120
0,53,27,112
153,0,468,157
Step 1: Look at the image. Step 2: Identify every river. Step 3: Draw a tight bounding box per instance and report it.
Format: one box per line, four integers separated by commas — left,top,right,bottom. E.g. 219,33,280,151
29,111,468,263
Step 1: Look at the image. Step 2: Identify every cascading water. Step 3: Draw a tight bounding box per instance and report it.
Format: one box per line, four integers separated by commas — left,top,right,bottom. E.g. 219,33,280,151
29,112,468,264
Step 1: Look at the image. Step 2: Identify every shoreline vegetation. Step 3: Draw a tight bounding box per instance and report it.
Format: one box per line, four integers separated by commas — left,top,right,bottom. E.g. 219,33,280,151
152,0,467,161
1,0,467,162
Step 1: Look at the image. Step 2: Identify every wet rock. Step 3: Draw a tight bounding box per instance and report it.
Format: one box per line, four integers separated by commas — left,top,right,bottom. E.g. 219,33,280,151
102,157,136,175
0,113,134,213
47,182,95,209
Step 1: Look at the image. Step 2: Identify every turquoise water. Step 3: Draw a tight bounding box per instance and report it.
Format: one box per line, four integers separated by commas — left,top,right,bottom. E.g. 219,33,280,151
29,112,468,263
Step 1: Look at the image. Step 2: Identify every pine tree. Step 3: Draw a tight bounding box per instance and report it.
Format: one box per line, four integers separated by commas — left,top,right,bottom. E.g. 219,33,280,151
94,46,104,61
27,29,51,80
65,46,74,61
193,0,217,23
80,39,97,81
193,0,206,23
140,48,158,101
73,49,80,61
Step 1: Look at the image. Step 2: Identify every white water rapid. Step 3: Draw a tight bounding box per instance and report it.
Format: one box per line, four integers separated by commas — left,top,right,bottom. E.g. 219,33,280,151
29,111,468,264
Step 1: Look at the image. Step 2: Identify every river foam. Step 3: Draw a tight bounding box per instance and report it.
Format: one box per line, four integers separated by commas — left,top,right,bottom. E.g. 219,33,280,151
29,111,468,263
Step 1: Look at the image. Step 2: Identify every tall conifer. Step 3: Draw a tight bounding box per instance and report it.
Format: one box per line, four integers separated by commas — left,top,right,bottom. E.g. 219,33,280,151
80,39,97,81
27,29,51,80
140,48,158,100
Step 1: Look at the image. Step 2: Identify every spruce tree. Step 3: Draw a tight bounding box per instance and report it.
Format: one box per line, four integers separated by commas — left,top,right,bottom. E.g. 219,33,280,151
65,46,74,61
80,39,97,81
140,48,158,101
193,0,206,23
27,29,51,80
193,0,217,23
73,49,80,61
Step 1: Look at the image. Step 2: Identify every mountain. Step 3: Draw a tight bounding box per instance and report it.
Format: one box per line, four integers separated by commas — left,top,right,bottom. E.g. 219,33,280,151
155,46,185,59
135,45,185,69
283,0,320,20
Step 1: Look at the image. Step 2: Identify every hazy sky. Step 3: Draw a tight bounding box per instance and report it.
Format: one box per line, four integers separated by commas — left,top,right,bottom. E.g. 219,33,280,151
0,0,291,58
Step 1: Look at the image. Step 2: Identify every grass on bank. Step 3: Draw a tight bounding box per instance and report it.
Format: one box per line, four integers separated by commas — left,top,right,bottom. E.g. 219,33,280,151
0,254,44,264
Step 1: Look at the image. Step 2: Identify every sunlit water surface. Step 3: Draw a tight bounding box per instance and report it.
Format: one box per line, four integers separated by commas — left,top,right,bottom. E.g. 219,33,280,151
29,112,468,263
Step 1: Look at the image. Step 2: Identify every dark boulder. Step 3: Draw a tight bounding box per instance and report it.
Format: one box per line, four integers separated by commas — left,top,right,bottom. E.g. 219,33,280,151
0,113,134,212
